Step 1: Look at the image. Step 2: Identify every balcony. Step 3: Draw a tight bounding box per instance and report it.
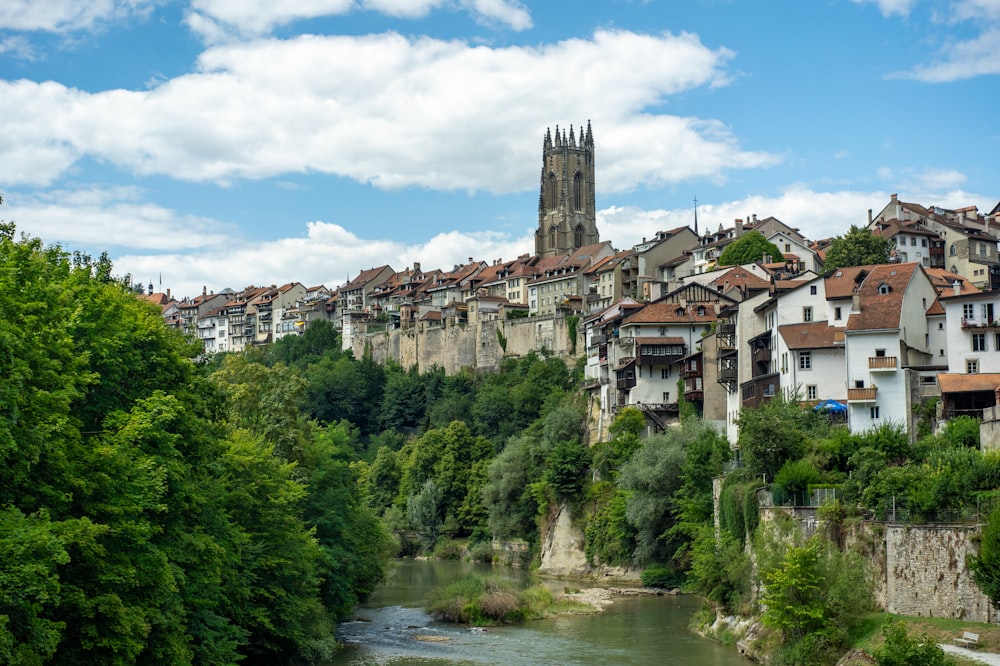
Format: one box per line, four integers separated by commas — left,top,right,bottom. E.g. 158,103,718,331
683,389,704,402
868,356,898,371
680,366,701,379
847,387,878,403
740,372,779,409
718,322,736,336
719,367,738,382
753,348,772,364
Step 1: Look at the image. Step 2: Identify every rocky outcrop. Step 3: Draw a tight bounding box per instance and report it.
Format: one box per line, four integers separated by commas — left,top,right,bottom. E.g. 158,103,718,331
538,504,590,577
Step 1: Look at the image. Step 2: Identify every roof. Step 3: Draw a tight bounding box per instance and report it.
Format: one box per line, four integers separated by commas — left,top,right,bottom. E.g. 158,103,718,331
937,373,1000,394
846,263,920,332
926,297,945,316
778,322,845,350
635,336,685,345
342,265,393,290
824,265,874,300
928,268,983,299
622,301,719,325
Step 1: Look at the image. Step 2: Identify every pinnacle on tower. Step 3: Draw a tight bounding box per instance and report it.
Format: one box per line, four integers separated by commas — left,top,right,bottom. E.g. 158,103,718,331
569,124,576,147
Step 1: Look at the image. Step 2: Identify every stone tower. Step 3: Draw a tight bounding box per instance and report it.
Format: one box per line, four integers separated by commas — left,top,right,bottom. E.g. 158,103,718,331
535,122,599,257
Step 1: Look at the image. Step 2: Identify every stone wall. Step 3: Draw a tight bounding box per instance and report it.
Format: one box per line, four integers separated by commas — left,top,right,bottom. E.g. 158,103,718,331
761,507,996,623
882,524,993,622
353,315,581,374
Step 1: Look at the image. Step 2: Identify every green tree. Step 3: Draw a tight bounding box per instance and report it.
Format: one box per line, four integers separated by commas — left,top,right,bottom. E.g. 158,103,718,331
969,504,1000,610
761,538,827,640
718,231,784,266
407,480,444,550
821,225,893,272
736,395,811,481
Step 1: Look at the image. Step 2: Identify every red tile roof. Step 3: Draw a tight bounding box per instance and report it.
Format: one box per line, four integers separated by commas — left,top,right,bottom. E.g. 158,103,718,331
937,373,1000,394
778,322,845,350
623,301,719,325
845,263,919,332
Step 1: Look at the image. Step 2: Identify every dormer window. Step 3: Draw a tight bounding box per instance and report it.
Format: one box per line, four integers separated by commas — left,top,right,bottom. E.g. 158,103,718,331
877,283,891,295
697,306,706,316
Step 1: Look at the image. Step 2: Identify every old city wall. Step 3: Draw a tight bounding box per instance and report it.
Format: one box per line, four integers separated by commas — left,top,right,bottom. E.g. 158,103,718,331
355,315,581,375
761,507,994,622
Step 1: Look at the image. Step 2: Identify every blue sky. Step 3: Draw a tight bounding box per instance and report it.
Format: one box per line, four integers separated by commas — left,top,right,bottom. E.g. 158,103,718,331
2,0,998,297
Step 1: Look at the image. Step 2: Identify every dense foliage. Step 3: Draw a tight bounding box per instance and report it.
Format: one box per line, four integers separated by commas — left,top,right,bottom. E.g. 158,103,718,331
0,229,387,665
821,225,894,272
718,231,784,266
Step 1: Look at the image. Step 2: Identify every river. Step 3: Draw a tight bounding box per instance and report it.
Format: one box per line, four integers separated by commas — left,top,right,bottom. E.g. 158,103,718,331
328,559,751,665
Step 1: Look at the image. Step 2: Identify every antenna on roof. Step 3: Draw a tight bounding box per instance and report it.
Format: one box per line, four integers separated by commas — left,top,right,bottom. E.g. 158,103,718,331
693,196,699,236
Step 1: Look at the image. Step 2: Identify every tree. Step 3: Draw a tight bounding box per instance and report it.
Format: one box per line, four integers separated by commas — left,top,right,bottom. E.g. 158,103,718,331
821,225,893,271
718,231,784,266
969,505,1000,610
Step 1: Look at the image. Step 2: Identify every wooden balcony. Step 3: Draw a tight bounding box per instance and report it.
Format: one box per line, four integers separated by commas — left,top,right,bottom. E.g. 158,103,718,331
847,387,878,402
868,356,898,371
719,367,738,382
753,348,772,364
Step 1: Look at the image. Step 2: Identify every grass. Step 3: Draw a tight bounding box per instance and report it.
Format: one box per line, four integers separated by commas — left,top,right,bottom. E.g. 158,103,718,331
425,574,595,626
852,612,999,664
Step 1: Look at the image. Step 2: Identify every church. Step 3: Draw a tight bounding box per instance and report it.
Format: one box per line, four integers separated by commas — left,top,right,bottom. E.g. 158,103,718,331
535,122,600,257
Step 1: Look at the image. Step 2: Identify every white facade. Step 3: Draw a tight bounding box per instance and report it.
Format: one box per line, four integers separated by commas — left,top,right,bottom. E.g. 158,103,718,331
941,291,1000,375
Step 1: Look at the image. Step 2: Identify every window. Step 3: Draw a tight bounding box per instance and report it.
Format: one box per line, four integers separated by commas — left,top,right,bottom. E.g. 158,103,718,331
663,392,670,403
981,243,988,258
803,306,813,322
799,351,812,370
574,226,584,248
973,333,987,352
875,348,886,357
964,304,976,320
878,283,891,294
785,243,791,252
835,306,842,320
938,322,943,330
922,238,928,247
661,367,670,379
807,385,817,400
810,285,817,295
855,380,865,388
967,360,979,374
950,244,957,256
870,406,880,419
910,237,917,246
984,303,995,322
573,172,583,210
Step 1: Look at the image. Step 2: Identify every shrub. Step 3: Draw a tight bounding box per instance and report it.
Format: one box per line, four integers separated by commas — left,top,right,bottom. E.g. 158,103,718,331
641,566,685,588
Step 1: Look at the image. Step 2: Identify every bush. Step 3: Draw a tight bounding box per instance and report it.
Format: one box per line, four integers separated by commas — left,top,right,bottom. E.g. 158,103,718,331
871,621,954,666
468,540,494,564
641,566,685,589
432,539,462,560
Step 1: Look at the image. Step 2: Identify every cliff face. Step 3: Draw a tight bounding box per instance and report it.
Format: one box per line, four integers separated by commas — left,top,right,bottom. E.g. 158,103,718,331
538,505,589,577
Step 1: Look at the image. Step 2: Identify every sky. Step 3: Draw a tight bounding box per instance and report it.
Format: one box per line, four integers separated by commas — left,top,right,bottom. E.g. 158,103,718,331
2,0,999,298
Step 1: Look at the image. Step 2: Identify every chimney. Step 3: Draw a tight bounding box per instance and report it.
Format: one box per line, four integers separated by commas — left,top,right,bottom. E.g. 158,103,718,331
203,285,207,296
166,288,171,299
852,293,861,312
868,209,872,224
953,280,962,296
735,218,743,237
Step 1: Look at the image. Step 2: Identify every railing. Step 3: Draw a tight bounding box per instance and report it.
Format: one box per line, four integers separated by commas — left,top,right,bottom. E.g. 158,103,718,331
847,387,877,402
718,323,736,335
719,367,738,382
753,348,772,364
868,356,898,370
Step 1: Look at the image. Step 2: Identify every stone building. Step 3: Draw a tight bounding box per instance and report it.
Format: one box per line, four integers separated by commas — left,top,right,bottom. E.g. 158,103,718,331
535,122,599,257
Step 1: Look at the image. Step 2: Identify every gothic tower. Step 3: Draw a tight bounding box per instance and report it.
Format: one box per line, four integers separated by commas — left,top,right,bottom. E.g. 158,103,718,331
535,122,599,257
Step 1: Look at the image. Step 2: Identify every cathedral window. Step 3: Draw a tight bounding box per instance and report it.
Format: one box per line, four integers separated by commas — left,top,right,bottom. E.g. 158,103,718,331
547,173,558,210
573,172,583,210
549,225,556,249
575,225,584,249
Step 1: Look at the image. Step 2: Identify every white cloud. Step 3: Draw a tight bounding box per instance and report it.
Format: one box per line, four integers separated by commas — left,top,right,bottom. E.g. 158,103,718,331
114,220,535,298
850,0,916,18
897,27,1000,81
0,0,154,33
185,0,531,40
0,30,770,194
6,186,235,250
906,168,967,192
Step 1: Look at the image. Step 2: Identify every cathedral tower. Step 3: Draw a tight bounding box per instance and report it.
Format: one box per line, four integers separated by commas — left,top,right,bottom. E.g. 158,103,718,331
535,122,599,257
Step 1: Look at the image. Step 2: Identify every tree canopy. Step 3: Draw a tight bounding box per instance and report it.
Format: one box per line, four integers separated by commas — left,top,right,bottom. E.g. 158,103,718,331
821,225,893,272
718,231,784,266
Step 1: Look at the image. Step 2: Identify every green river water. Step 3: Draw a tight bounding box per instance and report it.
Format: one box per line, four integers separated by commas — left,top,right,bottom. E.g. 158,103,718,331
328,559,751,665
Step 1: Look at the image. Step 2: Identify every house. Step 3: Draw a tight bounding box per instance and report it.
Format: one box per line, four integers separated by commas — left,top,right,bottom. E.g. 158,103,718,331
937,286,1000,421
843,263,938,435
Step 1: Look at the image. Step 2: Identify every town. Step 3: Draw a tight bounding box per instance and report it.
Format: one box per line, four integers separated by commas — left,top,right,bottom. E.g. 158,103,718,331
146,125,1000,448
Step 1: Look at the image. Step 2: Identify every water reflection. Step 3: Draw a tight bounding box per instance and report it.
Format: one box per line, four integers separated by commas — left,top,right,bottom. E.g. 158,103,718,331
329,559,750,666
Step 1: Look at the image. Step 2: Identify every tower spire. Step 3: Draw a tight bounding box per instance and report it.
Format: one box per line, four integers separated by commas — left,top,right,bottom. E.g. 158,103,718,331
693,195,699,236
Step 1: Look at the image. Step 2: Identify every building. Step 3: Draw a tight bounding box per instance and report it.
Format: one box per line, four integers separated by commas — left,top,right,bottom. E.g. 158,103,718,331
535,123,599,257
